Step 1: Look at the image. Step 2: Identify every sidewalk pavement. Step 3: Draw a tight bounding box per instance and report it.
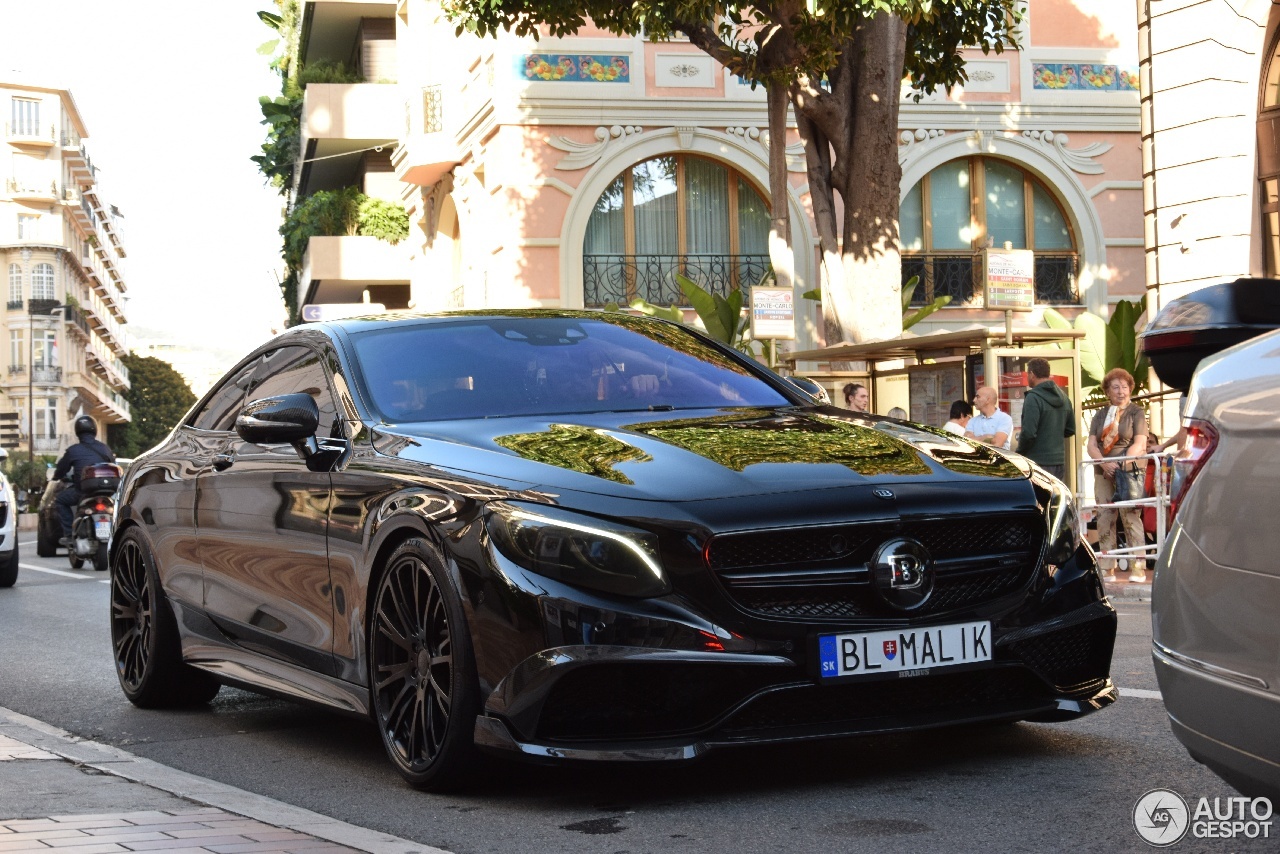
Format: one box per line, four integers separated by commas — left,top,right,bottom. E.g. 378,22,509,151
0,708,448,854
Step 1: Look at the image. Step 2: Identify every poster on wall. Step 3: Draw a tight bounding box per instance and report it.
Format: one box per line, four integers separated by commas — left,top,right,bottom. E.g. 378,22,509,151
908,363,965,428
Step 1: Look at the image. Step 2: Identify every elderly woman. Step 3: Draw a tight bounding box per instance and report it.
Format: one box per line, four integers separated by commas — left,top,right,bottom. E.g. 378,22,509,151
1086,367,1150,583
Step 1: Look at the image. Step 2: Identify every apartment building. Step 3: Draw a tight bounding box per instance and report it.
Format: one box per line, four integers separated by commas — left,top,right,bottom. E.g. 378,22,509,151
1,80,130,458
292,1,1142,352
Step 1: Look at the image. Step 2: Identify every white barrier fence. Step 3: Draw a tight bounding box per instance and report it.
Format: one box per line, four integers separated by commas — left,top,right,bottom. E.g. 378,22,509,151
1077,451,1174,567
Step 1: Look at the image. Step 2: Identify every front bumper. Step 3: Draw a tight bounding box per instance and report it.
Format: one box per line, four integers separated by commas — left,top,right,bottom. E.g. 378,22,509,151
474,600,1118,762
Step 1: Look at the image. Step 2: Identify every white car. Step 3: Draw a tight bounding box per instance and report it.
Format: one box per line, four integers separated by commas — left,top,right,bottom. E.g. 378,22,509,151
0,448,18,587
1151,325,1280,799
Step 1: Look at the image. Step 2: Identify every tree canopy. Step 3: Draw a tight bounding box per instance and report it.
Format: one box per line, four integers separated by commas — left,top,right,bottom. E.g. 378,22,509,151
446,0,1020,345
107,354,197,458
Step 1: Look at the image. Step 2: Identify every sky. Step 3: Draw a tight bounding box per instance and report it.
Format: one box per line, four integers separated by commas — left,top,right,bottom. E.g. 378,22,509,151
4,0,290,359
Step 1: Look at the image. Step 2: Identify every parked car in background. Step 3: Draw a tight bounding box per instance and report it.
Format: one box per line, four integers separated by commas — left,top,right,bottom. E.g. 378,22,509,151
110,310,1117,790
0,448,18,587
1142,279,1280,799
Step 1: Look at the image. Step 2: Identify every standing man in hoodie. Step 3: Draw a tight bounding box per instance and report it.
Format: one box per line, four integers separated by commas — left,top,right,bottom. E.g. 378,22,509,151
1016,358,1075,480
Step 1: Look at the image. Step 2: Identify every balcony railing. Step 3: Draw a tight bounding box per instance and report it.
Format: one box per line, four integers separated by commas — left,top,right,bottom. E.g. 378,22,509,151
6,300,22,311
33,436,61,453
5,122,55,142
7,364,63,383
584,254,771,307
6,177,57,198
902,253,1081,307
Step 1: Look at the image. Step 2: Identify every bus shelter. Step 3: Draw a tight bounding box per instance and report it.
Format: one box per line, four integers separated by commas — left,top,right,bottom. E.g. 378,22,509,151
786,325,1086,490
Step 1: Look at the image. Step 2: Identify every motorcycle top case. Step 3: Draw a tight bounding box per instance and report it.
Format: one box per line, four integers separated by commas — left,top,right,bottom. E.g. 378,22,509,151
80,463,121,496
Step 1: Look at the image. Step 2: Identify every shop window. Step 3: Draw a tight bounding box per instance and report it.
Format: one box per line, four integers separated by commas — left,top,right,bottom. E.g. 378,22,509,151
582,154,771,307
901,157,1080,306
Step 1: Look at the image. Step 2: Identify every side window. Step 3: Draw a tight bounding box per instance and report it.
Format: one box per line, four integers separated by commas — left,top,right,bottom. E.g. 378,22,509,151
190,359,259,432
247,346,341,439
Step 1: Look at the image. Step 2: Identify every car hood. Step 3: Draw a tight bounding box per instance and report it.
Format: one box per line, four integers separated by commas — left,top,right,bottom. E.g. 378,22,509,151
373,407,1027,502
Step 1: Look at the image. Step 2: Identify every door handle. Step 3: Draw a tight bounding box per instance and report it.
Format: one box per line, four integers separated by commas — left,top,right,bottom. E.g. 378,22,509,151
212,453,234,471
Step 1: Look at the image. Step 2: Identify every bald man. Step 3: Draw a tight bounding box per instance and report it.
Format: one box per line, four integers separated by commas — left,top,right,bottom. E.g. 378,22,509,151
965,386,1013,449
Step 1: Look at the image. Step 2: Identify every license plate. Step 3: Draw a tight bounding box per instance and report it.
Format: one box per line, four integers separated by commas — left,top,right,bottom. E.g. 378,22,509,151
94,520,112,540
818,621,991,679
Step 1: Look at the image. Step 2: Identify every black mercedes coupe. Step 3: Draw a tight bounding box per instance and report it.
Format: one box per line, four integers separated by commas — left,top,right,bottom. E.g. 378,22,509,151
109,310,1117,790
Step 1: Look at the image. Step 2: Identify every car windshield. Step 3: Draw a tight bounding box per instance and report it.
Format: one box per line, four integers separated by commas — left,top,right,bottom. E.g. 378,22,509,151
351,315,792,422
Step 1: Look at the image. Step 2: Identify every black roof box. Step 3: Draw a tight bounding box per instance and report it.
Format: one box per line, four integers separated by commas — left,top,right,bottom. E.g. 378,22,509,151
1139,277,1280,392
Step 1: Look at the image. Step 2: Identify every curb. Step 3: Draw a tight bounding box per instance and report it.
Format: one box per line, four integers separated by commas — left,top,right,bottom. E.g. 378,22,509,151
0,706,449,854
1103,581,1151,602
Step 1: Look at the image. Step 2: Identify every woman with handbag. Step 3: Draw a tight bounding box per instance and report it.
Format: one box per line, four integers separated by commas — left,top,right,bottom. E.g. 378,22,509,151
1086,368,1151,582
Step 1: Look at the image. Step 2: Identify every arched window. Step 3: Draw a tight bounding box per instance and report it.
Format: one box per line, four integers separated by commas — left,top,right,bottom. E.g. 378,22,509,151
7,264,21,306
31,263,54,300
900,157,1079,306
1258,20,1280,275
583,154,770,307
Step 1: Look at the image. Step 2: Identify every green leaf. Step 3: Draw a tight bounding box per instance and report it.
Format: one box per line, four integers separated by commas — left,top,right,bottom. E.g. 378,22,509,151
629,299,683,323
900,275,921,313
903,295,950,329
676,273,730,342
801,288,822,302
1073,311,1108,389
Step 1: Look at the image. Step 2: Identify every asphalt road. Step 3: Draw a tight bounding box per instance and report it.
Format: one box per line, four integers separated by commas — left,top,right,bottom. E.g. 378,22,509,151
0,536,1268,853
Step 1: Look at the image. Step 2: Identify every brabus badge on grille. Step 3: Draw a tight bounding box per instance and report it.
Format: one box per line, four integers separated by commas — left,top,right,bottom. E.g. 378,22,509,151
872,488,895,500
869,537,934,610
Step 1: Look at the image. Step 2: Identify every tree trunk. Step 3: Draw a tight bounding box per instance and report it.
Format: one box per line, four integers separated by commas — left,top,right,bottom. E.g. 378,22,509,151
765,82,794,295
840,12,907,344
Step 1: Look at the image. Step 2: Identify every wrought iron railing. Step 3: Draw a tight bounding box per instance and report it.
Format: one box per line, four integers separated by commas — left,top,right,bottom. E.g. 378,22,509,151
584,253,771,307
6,300,22,311
902,253,1081,307
423,85,443,134
32,365,62,383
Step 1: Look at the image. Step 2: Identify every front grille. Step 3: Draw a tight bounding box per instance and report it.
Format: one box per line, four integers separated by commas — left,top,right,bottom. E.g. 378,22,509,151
723,667,1052,734
709,515,1043,621
1006,620,1115,691
536,662,781,742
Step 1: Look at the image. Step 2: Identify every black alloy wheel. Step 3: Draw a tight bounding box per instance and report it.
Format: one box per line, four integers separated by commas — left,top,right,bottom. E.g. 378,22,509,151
110,528,219,707
370,538,482,790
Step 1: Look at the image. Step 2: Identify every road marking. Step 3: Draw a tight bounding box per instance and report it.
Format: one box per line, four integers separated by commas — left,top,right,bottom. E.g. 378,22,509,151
18,562,109,583
1120,687,1162,700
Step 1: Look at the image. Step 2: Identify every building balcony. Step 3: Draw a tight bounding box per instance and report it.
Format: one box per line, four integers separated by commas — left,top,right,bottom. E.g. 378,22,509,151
5,177,58,203
4,122,56,147
61,143,94,185
298,82,401,195
303,82,401,142
392,85,462,187
6,300,22,312
901,253,1082,307
7,364,63,384
32,436,61,454
63,305,92,340
298,234,410,309
583,254,771,308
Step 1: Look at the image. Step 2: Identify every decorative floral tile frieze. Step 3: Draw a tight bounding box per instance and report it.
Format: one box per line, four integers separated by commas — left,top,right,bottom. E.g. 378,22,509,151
1033,63,1138,91
517,54,630,82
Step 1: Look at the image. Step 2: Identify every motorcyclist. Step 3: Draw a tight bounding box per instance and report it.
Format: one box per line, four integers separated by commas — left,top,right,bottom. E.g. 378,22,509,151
52,415,115,546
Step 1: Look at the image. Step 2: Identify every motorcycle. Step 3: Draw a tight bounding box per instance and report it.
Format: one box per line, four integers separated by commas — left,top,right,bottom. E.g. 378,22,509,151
68,462,121,572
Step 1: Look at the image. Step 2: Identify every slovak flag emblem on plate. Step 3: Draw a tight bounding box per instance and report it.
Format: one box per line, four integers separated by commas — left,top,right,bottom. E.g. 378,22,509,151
883,640,897,660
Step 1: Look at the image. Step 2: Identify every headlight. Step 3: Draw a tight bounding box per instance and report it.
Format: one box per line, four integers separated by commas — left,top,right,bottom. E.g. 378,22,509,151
485,501,670,598
1036,471,1081,569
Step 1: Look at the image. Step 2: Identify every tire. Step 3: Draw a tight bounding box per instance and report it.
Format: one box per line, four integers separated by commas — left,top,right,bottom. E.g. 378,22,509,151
370,537,483,791
93,541,109,572
36,520,57,558
110,528,220,707
69,552,84,569
0,543,17,588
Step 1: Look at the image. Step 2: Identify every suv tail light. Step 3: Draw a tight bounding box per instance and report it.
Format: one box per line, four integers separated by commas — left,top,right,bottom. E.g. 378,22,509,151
1170,419,1218,520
